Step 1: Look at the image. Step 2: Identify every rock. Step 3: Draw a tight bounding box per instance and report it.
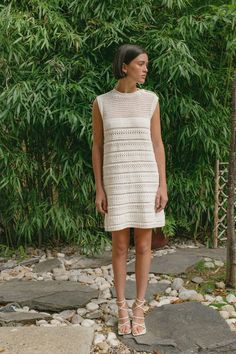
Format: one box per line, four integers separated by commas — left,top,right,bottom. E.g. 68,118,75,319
149,300,159,307
0,259,17,271
164,287,172,294
71,314,83,324
50,319,62,326
157,299,171,307
33,258,63,273
105,316,117,326
172,278,184,290
86,310,103,319
86,302,99,312
179,289,199,301
78,275,95,284
57,253,65,258
159,279,171,284
107,332,117,340
226,294,236,303
58,310,76,321
170,289,178,296
221,305,235,312
204,294,215,302
215,281,225,289
97,341,110,351
77,308,87,316
220,311,230,319
0,311,51,326
214,260,224,267
81,319,95,327
36,319,48,325
215,296,224,303
204,262,215,269
54,274,69,281
149,278,158,283
93,333,106,345
0,279,99,312
68,274,78,282
99,289,111,299
107,332,119,347
191,276,204,284
0,326,95,353
0,303,22,313
100,282,110,291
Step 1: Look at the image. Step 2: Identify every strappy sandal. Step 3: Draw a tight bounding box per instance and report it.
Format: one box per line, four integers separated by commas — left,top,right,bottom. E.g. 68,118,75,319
131,298,146,336
116,299,131,335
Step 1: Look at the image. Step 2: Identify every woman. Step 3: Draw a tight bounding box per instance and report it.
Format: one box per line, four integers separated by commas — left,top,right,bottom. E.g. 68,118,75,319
92,44,168,336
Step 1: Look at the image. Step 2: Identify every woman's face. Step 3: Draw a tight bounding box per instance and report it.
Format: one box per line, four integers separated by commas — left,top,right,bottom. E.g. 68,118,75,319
122,53,149,84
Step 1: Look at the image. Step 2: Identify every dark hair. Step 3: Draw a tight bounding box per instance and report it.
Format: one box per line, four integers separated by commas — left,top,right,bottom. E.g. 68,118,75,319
112,44,147,80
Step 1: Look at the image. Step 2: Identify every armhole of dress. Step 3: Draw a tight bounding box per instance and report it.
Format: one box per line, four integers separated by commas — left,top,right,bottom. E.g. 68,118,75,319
150,93,159,118
96,95,103,120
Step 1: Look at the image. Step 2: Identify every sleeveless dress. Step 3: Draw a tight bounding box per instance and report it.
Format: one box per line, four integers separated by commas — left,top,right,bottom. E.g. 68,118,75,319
96,87,165,232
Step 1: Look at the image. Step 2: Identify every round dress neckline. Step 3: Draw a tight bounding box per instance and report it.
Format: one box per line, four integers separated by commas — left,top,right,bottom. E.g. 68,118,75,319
112,87,143,95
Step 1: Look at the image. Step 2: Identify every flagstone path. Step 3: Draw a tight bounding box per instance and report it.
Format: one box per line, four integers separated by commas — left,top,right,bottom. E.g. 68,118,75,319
0,242,235,354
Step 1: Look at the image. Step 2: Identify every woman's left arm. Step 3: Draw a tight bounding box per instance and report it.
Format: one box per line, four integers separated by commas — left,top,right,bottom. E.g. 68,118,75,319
150,100,168,212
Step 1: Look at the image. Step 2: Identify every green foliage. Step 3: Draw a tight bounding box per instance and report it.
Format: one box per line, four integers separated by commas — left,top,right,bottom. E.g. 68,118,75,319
0,0,235,252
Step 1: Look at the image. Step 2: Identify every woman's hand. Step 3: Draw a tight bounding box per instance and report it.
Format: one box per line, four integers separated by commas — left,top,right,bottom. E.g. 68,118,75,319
95,188,108,214
155,185,168,213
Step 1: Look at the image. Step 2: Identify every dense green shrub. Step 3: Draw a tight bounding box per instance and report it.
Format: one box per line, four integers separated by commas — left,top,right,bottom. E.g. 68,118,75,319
0,0,235,253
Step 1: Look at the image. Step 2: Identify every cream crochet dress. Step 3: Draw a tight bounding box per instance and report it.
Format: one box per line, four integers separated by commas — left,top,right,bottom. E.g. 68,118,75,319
96,87,165,232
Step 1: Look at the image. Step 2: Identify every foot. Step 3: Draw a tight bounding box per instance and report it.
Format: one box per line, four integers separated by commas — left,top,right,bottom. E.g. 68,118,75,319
132,298,146,336
116,299,131,335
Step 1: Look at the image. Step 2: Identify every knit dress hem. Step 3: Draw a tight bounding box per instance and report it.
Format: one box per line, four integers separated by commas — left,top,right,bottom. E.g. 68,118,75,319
104,220,165,232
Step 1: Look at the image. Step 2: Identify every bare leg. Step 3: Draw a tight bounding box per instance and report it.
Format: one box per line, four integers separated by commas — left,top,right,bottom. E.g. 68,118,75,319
133,227,152,334
112,227,130,333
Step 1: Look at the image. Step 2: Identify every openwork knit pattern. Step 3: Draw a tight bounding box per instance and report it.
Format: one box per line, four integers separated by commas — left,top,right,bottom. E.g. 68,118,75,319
96,88,165,232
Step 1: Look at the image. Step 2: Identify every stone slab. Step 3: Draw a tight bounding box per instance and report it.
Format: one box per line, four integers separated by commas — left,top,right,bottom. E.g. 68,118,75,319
0,326,94,354
70,250,112,269
19,257,41,267
120,301,236,353
127,248,226,275
111,279,169,301
0,312,51,326
0,280,98,312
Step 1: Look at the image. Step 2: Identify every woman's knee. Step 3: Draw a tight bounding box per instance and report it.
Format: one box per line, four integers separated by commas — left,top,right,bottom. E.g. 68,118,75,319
135,243,151,255
112,229,130,256
134,228,152,254
112,243,129,257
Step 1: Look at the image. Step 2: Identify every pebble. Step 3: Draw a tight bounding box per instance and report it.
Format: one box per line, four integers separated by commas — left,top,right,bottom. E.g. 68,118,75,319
172,278,184,290
71,314,83,324
214,260,224,267
226,294,236,303
215,281,225,289
179,289,199,301
81,319,95,327
204,262,215,269
93,333,106,345
86,302,99,312
191,276,204,284
221,305,235,313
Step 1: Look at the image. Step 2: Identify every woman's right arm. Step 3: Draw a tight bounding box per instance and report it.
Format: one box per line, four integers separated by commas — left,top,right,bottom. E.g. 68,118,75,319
92,98,108,214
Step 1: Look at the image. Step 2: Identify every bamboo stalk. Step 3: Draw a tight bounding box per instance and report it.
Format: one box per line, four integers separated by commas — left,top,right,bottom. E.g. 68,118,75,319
226,70,236,288
213,159,219,248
